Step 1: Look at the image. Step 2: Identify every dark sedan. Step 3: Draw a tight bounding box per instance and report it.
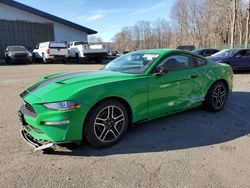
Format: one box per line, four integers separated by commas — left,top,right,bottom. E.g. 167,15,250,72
207,48,250,71
4,46,32,64
192,48,219,57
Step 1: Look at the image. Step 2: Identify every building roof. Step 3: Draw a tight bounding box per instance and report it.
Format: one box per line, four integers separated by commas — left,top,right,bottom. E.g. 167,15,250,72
0,0,97,34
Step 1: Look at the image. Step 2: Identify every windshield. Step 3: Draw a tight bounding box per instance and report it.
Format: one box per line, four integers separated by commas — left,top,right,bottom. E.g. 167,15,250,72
8,46,27,51
211,49,238,57
103,53,160,74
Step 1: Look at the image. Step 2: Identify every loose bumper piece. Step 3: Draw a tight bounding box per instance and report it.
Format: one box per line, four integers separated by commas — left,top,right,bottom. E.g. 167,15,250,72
20,128,53,151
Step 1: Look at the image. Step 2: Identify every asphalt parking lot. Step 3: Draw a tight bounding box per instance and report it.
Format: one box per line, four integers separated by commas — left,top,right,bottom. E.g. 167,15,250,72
0,61,249,188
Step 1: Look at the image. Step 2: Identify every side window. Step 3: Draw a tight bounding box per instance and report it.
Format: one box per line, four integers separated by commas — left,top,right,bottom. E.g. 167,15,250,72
192,56,207,67
212,50,219,54
246,50,250,56
203,50,210,56
156,55,193,71
238,50,247,56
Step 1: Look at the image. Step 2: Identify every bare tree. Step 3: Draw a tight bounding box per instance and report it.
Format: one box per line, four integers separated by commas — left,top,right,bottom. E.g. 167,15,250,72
111,0,249,51
88,36,103,44
245,1,250,48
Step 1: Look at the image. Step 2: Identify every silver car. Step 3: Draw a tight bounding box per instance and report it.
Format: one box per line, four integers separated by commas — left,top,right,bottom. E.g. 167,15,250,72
4,46,32,64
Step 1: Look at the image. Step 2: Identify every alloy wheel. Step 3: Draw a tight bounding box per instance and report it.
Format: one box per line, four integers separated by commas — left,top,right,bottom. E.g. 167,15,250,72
94,106,125,142
212,84,226,109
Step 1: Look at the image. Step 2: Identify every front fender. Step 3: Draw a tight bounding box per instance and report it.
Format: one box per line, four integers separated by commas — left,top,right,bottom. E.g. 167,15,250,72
72,78,148,123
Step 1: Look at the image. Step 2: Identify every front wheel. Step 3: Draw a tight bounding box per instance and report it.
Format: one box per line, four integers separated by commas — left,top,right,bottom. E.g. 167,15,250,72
204,81,228,112
84,100,129,147
43,56,48,63
5,57,10,64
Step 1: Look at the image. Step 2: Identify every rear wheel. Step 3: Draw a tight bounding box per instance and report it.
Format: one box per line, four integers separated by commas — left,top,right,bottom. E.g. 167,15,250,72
84,100,129,147
75,53,79,62
95,57,102,64
204,81,228,112
42,56,48,63
62,59,67,63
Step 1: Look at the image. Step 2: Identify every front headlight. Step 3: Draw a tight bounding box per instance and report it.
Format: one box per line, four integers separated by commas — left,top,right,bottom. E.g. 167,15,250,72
43,101,80,111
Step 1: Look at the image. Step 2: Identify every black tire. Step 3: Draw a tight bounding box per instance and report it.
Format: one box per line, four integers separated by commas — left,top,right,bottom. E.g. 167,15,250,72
84,100,129,147
32,53,37,63
5,57,10,64
204,81,228,112
75,53,80,62
43,56,48,63
95,57,102,64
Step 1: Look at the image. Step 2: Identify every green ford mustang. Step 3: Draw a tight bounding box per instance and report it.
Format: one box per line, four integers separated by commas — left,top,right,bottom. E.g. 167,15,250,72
19,49,233,151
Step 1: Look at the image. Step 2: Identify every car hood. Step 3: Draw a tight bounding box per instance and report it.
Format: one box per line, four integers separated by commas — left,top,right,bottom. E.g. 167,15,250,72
8,51,29,56
21,70,138,102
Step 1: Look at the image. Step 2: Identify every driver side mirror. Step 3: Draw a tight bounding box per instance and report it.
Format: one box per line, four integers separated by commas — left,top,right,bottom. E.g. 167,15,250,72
154,65,169,75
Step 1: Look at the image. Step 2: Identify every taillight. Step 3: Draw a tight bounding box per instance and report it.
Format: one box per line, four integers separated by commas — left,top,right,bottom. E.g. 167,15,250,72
46,49,50,55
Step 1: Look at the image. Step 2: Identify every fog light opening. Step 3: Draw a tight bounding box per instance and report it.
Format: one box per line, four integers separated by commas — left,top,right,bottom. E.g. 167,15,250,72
43,120,70,126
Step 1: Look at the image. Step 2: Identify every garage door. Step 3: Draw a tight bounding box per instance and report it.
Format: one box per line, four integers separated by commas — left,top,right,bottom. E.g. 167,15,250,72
0,20,54,58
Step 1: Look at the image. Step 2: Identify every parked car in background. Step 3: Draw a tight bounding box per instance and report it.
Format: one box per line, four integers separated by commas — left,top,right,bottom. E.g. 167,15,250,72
32,41,68,63
4,46,31,64
192,48,219,57
68,41,107,63
107,50,119,56
177,45,195,51
19,49,233,151
207,48,250,71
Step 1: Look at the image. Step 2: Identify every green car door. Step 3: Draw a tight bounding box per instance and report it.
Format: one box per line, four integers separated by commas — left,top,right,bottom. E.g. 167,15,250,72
147,54,204,118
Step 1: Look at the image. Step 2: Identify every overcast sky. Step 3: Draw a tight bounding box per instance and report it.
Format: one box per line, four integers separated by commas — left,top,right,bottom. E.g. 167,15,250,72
15,0,176,41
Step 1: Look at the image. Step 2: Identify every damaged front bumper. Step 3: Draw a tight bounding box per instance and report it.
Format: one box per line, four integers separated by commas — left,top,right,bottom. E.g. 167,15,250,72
20,128,54,151
18,109,54,151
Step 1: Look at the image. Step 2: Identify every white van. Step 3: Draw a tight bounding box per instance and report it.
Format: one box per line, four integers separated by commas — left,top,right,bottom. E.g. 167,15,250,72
32,41,68,63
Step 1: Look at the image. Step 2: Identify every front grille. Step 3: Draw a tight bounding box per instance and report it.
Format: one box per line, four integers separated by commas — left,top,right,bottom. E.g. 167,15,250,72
25,103,36,114
15,53,27,58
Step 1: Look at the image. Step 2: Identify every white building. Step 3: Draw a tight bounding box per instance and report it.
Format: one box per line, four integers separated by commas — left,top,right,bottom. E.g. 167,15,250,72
0,0,97,57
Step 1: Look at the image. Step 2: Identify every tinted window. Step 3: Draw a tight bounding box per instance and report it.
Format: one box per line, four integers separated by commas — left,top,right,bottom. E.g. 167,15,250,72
238,50,247,56
157,55,193,71
211,49,219,54
239,50,250,56
192,56,207,67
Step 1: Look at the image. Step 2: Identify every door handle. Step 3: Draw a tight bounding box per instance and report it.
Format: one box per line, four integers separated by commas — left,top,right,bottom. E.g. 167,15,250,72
190,75,200,79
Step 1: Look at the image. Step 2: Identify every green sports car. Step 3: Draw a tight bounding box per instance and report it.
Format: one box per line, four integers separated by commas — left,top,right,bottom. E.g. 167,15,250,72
19,49,233,151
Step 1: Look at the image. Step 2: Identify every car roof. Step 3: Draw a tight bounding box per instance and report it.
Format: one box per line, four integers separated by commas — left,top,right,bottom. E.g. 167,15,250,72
132,48,199,56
